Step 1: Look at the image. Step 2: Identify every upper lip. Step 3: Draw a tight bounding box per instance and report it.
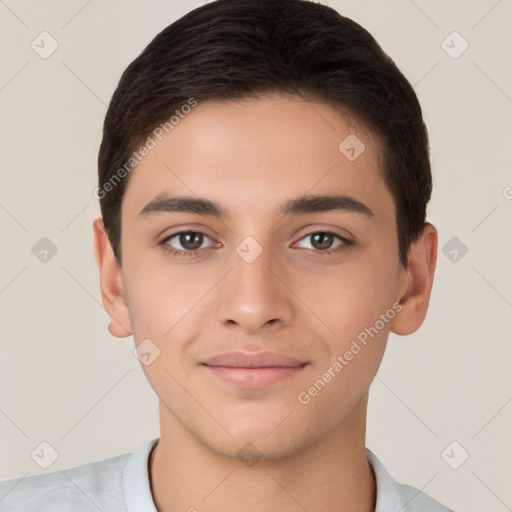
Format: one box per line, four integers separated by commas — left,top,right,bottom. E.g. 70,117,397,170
202,351,307,368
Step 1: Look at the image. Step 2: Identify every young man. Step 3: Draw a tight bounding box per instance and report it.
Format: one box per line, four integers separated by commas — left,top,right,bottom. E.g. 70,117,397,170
0,0,452,510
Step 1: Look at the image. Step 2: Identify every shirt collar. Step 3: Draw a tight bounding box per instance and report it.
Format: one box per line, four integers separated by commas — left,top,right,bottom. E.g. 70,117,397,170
123,437,159,512
123,438,414,512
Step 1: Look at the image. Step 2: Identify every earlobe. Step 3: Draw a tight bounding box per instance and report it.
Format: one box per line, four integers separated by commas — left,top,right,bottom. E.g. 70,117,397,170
390,223,438,336
93,216,133,338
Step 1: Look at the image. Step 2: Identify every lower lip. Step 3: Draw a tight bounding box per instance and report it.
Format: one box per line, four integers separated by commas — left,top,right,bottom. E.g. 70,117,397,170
202,365,306,388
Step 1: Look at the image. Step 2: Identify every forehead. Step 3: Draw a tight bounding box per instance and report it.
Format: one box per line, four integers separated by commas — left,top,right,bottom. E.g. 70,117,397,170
122,95,394,224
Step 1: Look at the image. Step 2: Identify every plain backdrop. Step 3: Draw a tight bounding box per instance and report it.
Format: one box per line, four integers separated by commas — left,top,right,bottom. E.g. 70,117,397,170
1,1,511,510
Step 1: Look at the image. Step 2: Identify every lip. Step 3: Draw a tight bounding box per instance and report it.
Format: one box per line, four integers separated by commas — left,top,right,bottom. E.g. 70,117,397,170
201,351,308,389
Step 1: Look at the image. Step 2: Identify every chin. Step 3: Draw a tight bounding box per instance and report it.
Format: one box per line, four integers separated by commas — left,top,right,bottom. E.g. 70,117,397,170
198,414,320,463
206,433,304,463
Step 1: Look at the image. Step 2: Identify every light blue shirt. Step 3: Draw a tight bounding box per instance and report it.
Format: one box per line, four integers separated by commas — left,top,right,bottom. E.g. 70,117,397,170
0,438,453,511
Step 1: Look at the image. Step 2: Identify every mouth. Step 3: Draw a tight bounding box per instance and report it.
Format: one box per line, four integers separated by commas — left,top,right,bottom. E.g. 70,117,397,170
201,351,309,389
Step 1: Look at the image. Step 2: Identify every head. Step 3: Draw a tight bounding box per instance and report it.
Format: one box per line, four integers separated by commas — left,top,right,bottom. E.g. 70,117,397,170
94,0,437,460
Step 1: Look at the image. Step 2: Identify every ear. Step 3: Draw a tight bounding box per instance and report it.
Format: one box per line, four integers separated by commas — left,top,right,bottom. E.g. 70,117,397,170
390,222,438,336
93,216,132,338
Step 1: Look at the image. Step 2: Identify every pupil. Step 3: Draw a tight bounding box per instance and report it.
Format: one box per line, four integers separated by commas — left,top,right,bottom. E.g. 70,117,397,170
312,233,333,250
181,232,202,250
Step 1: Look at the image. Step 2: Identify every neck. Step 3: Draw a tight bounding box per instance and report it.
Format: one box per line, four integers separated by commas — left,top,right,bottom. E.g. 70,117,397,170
149,396,376,512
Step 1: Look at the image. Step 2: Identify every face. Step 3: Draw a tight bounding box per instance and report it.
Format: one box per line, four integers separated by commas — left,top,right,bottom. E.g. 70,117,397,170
109,95,411,458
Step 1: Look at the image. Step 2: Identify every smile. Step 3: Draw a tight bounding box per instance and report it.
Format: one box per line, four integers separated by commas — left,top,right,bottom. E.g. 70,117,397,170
201,351,309,389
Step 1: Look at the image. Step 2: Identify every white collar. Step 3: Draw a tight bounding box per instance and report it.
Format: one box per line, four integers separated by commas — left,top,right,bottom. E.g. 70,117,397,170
123,438,449,512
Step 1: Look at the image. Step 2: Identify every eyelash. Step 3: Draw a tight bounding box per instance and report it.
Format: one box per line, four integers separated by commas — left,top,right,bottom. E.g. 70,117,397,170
159,229,353,258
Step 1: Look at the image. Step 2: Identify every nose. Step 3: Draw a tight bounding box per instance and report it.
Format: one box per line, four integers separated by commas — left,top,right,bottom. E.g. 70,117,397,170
216,240,293,334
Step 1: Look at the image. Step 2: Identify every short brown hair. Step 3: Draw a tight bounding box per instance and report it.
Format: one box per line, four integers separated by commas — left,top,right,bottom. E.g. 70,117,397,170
98,0,432,267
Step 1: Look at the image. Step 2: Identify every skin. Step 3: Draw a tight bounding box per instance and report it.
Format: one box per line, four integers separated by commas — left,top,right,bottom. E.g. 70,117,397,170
93,95,437,512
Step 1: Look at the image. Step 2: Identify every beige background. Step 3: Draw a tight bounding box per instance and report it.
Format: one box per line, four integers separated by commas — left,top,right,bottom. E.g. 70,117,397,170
1,1,511,510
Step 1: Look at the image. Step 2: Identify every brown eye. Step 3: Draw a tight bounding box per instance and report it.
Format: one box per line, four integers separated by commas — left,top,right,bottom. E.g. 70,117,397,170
296,231,348,252
310,232,336,250
163,231,212,253
178,232,204,250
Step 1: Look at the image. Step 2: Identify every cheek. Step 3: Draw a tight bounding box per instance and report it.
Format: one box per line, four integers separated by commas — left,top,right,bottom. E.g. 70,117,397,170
124,253,214,338
298,257,398,342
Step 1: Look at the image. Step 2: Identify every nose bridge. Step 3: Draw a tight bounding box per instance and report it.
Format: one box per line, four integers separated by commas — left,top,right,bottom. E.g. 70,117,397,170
216,235,291,332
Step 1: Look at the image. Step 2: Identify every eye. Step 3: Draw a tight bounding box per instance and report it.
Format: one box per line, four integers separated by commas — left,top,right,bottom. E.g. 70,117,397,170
294,230,352,253
159,229,352,258
160,230,216,257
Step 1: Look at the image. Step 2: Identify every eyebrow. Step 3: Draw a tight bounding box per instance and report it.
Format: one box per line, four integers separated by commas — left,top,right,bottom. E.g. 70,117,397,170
137,192,374,219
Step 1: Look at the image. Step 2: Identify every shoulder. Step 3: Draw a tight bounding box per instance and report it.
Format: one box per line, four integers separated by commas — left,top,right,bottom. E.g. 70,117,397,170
0,451,130,512
367,449,454,512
